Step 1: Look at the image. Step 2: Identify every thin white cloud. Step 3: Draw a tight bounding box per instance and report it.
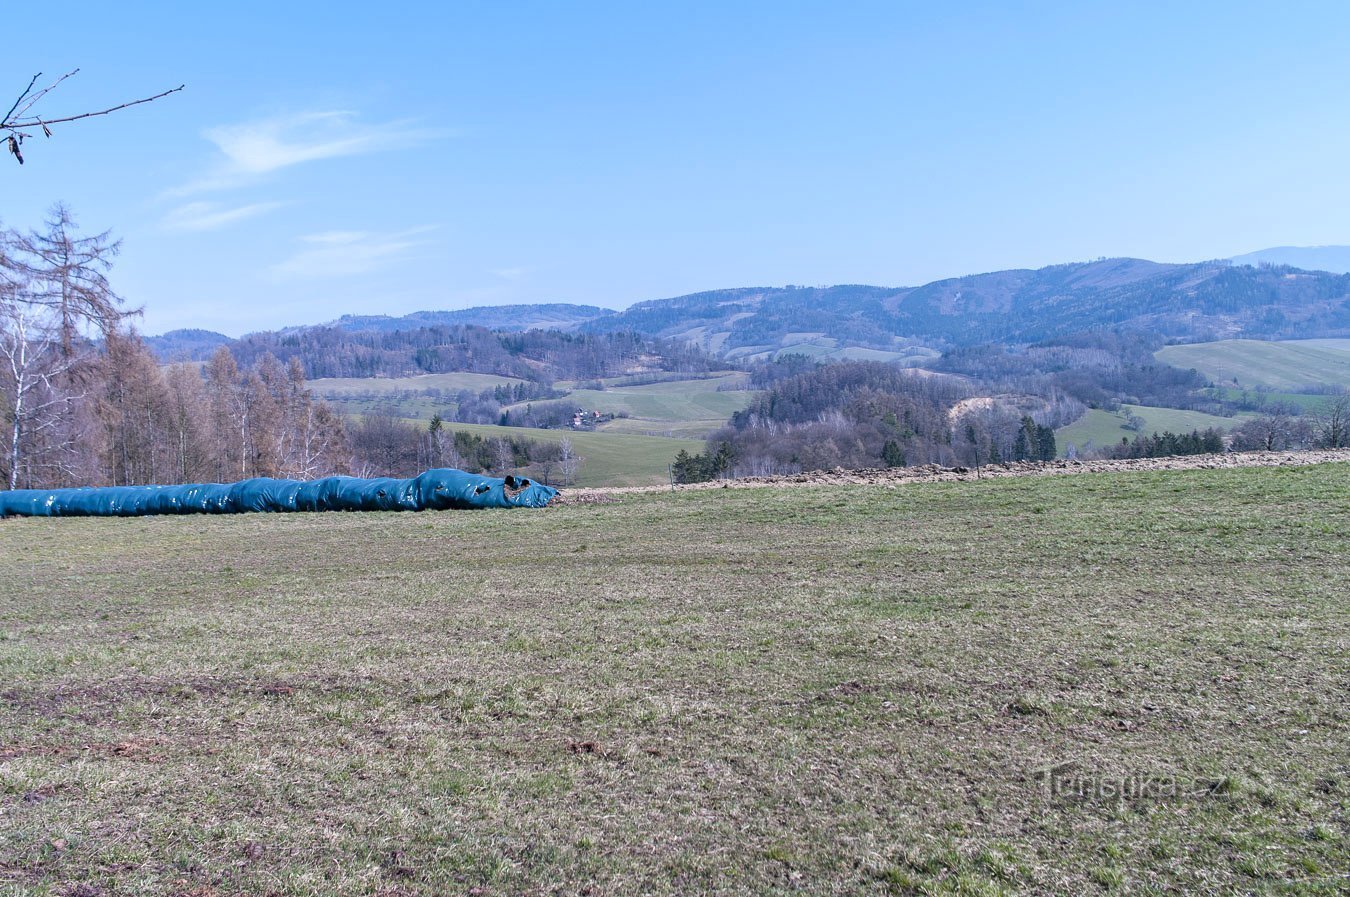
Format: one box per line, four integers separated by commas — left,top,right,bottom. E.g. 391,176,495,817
161,200,287,232
269,227,438,280
491,266,527,281
168,110,441,196
300,230,370,245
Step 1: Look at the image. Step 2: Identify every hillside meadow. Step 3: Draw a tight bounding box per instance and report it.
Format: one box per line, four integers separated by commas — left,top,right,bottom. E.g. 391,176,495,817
1055,405,1253,457
308,373,756,482
438,423,703,487
1,462,1346,895
525,373,754,439
1156,338,1350,391
308,372,757,440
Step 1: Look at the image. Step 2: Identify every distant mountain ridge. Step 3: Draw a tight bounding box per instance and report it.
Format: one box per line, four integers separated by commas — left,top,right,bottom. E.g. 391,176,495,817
327,303,612,334
143,304,612,362
144,256,1350,363
580,257,1350,358
1228,245,1350,274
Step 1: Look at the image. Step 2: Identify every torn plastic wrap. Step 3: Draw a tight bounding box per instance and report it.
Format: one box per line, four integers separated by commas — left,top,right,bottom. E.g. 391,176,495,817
0,469,559,517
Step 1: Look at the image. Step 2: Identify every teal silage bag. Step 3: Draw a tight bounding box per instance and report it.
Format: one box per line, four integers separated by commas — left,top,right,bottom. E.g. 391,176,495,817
0,469,559,517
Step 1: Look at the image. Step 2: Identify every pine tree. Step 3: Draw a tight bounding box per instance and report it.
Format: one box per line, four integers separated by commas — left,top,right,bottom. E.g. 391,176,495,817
1036,424,1056,461
711,441,735,478
881,440,906,468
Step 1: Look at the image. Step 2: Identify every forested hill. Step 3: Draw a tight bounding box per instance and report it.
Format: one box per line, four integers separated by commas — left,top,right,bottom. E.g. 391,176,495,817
144,314,715,382
224,325,720,382
580,259,1350,355
327,303,611,334
144,328,233,359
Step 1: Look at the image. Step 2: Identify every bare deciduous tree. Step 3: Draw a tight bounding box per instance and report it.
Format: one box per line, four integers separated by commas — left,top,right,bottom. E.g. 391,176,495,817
205,346,246,478
1,302,82,487
558,436,583,486
493,438,514,474
1230,413,1313,452
163,361,211,482
1,212,130,488
1314,395,1349,449
12,204,134,355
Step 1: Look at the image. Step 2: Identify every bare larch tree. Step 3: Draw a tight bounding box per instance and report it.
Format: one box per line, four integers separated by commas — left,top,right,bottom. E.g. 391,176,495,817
0,208,130,487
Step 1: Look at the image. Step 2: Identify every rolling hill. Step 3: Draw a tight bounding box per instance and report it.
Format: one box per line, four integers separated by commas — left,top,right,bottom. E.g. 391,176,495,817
434,422,702,487
328,303,611,334
506,373,755,439
143,328,232,360
1156,338,1350,390
1229,245,1350,274
1055,404,1253,456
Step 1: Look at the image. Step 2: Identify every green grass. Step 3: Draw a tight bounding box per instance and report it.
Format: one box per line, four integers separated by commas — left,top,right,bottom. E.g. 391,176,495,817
440,422,703,487
1,462,1346,895
307,373,726,484
1118,404,1249,433
313,372,755,438
1056,404,1249,455
310,373,527,421
522,373,755,438
310,372,527,396
1204,387,1339,413
597,417,732,438
726,339,922,365
1156,338,1350,390
320,394,450,420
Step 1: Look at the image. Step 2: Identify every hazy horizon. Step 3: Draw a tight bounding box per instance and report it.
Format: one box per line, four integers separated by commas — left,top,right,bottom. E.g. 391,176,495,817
146,246,1350,340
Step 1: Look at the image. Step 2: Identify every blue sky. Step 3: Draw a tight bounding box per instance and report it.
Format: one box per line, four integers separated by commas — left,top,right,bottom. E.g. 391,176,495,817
5,1,1350,335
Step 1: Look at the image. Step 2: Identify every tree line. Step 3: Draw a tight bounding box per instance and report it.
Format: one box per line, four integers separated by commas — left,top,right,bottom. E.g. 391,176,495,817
1,208,586,489
207,323,722,383
1105,428,1225,459
934,331,1209,413
694,361,968,478
347,413,583,485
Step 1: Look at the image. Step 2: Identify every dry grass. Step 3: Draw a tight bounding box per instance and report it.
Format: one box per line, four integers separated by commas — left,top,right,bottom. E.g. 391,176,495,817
1,463,1347,895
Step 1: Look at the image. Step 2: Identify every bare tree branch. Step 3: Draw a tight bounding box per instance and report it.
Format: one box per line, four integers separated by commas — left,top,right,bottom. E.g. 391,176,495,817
12,70,80,122
2,69,183,165
11,85,185,130
3,72,42,127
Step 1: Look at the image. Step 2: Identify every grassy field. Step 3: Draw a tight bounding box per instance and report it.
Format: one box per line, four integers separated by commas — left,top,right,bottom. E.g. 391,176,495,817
441,422,702,487
1204,387,1340,413
320,394,448,421
1156,338,1350,390
526,374,755,439
307,373,739,484
2,463,1347,895
722,338,925,365
312,372,755,441
310,374,531,422
310,373,527,396
1056,404,1249,456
